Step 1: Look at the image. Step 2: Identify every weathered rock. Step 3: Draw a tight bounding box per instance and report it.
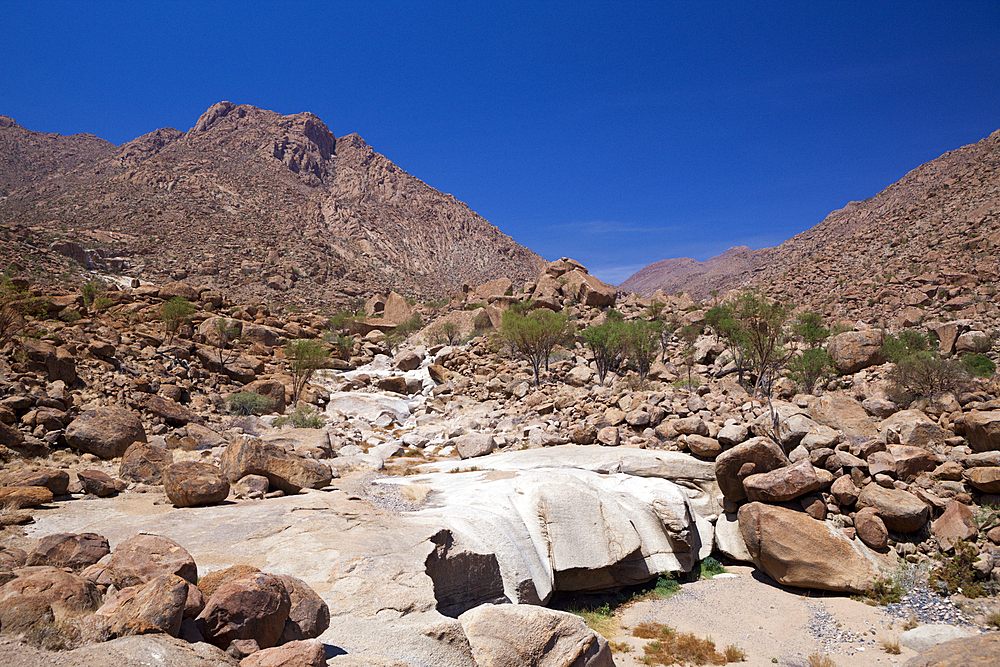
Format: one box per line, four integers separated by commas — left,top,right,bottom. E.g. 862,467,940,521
275,575,330,643
242,380,287,414
830,474,860,506
827,329,884,374
197,572,291,650
26,533,110,569
714,511,753,562
143,394,202,425
240,640,327,667
220,435,332,494
902,632,1000,667
964,411,1000,452
199,565,263,600
78,469,127,496
163,461,231,507
900,624,975,654
809,393,877,440
854,507,888,550
857,484,929,533
109,533,198,589
0,566,102,623
0,485,53,508
0,467,69,496
0,420,25,452
743,459,824,503
95,573,190,637
880,410,946,448
21,338,77,384
0,634,239,666
714,437,790,503
964,466,1000,493
596,426,619,447
66,406,147,459
685,434,722,459
738,502,892,593
932,501,978,548
673,416,709,436
717,423,749,447
459,603,613,667
888,444,939,480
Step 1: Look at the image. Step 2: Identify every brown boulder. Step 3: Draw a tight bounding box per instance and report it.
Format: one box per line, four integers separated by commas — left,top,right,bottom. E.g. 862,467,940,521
714,437,790,503
120,441,174,484
95,573,190,637
879,410,946,449
744,459,824,503
275,575,330,643
27,533,110,569
964,466,1000,493
0,566,102,623
738,502,892,593
932,501,977,548
197,572,291,650
66,406,147,459
902,632,1000,667
220,436,332,494
239,640,326,667
242,379,286,414
809,393,877,440
854,507,888,550
109,533,198,589
78,469,127,496
0,421,25,451
0,485,53,508
827,329,885,374
198,565,262,600
143,394,202,425
888,445,938,480
964,411,1000,452
685,434,722,459
456,432,496,459
857,484,929,533
830,474,860,506
21,338,77,384
0,467,69,496
163,461,231,507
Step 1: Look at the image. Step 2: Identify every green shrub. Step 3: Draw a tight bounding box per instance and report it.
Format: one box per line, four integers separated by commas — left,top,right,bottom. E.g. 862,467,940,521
699,556,726,579
227,392,275,416
273,405,325,429
58,308,82,323
881,330,931,363
284,339,329,404
888,351,968,401
961,353,996,378
929,540,986,598
788,348,831,394
160,297,195,339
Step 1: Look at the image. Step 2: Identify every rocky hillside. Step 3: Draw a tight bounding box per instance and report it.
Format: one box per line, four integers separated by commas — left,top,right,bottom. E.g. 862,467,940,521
622,128,1000,323
0,102,545,308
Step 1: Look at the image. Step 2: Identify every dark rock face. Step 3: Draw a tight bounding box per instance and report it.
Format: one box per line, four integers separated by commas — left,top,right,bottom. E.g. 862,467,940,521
197,572,291,650
26,532,110,569
65,406,147,459
162,461,231,507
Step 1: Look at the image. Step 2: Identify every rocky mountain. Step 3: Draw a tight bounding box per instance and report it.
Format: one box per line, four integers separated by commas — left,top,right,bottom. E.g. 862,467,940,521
0,102,545,308
622,128,1000,325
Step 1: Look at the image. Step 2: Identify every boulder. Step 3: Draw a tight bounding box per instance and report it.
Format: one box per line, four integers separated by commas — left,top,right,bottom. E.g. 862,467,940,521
738,502,892,593
900,624,975,654
109,533,198,589
143,394,202,425
66,406,147,459
0,634,239,666
714,511,753,562
0,485,53,508
879,410,946,448
714,437,790,503
275,575,330,643
857,484,929,533
160,281,200,301
456,432,496,459
0,566,102,623
95,573,190,637
78,469,127,496
0,467,69,496
26,533,110,569
717,423,749,447
119,441,173,484
964,466,1000,493
0,420,25,451
743,459,824,503
197,572,291,650
459,603,613,667
685,434,722,459
596,426,620,447
242,380,287,414
888,444,939,480
902,632,1000,667
220,435,332,494
964,411,1000,452
827,329,885,374
853,507,888,550
240,640,327,667
830,474,860,506
932,501,978,548
198,565,262,600
394,349,423,372
21,338,77,384
163,461,231,507
809,393,877,440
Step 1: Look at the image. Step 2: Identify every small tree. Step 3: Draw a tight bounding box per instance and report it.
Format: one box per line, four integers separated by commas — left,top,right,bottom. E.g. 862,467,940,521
792,311,829,349
211,318,241,368
582,321,625,386
501,308,571,386
431,321,461,345
285,339,329,405
705,304,748,384
0,278,28,347
787,348,831,394
160,297,195,341
731,289,791,396
622,320,660,382
678,323,701,389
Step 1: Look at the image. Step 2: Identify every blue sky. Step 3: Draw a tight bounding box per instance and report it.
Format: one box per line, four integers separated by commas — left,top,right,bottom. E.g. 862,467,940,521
4,2,999,285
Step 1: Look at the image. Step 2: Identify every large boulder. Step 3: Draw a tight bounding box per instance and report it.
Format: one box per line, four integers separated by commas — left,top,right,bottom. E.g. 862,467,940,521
0,635,239,667
240,640,326,667
888,444,938,480
109,533,198,589
738,502,893,593
163,461,231,507
95,573,190,637
902,632,1000,667
827,329,885,374
879,410,946,448
459,603,613,667
456,432,496,459
197,572,291,650
220,435,332,494
26,533,110,570
964,466,1000,493
66,406,147,459
275,574,330,643
809,392,878,440
120,441,173,484
714,437,789,503
743,459,825,503
857,484,929,533
21,338,77,384
0,467,69,496
0,566,102,624
77,469,127,496
931,501,977,548
964,411,1000,452
142,394,202,426
0,485,53,508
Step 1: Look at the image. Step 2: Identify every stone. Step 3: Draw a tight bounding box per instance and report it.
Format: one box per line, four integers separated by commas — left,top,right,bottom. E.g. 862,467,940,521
160,281,200,300
66,406,147,459
394,349,423,372
78,469,127,496
242,380,287,414
673,416,709,436
902,633,1000,667
714,437,790,503
738,502,892,593
26,532,110,569
0,566,102,623
809,393,877,440
0,420,25,451
879,410,946,448
685,434,722,459
0,467,69,495
964,411,1000,452
830,474,860,506
199,565,262,600
95,573,190,637
900,624,975,654
163,461,231,507
21,338,77,384
744,459,824,503
456,432,496,459
932,501,978,548
275,574,330,643
625,409,650,428
717,423,749,447
565,366,593,387
827,329,885,374
867,450,896,478
376,375,409,394
459,603,613,667
0,634,239,666
220,435,332,494
0,485,53,508
854,507,888,550
863,397,899,419
889,444,938,480
109,533,198,589
240,640,327,667
857,484,929,533
197,572,291,650
143,394,202,425
714,511,753,562
596,426,620,447
964,466,1000,493
956,331,991,354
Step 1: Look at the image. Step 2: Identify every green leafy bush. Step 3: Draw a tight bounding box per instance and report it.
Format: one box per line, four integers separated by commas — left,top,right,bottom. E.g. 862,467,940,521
285,339,329,404
160,297,195,339
961,353,996,378
929,540,986,598
227,392,275,416
698,556,726,579
273,405,325,429
788,348,831,394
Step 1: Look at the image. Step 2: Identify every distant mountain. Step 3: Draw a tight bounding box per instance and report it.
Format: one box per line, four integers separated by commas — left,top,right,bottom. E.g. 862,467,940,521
621,128,1000,325
0,102,545,306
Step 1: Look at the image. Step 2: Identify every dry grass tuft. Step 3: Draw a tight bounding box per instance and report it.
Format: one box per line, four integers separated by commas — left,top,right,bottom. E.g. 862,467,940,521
807,653,836,667
880,634,902,654
632,623,744,664
571,604,618,639
986,608,1000,629
902,612,919,631
608,640,631,653
399,483,432,503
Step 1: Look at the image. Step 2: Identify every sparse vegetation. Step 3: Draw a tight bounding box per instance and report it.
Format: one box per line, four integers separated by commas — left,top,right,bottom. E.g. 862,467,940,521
284,339,329,405
633,622,744,665
227,391,275,416
807,654,836,667
929,539,986,598
962,352,996,378
699,556,726,579
582,320,626,386
273,404,325,429
880,634,901,654
430,321,462,345
569,603,617,639
160,296,195,340
857,576,903,606
500,308,571,386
